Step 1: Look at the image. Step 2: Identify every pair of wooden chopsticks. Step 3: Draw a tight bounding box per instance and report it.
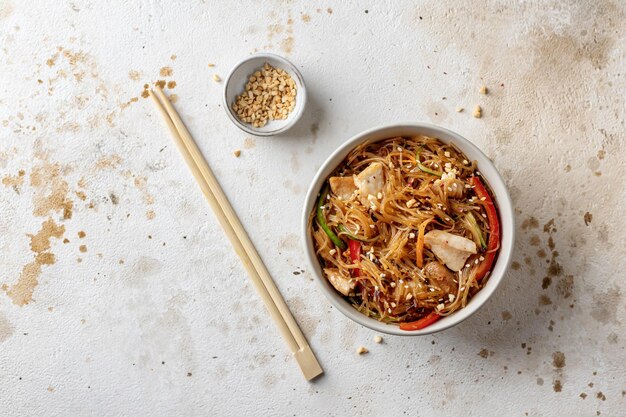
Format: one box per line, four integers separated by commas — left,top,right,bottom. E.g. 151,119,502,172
149,86,323,381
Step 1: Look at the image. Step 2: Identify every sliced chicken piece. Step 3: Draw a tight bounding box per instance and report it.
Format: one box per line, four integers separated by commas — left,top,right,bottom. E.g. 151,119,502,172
324,268,356,296
354,162,385,205
329,176,357,200
424,230,477,272
423,261,457,294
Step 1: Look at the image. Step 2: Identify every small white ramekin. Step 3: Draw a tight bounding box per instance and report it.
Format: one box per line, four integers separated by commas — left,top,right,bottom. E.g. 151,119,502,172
301,123,515,336
223,53,306,136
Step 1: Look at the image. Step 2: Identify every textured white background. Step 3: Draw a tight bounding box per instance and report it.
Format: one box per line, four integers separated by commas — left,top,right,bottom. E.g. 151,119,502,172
0,1,624,416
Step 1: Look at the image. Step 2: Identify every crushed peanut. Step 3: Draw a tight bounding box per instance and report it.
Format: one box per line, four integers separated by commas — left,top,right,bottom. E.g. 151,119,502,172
473,105,482,118
213,74,221,82
479,85,488,94
374,335,383,344
233,149,241,157
231,63,297,128
406,198,417,208
208,63,215,68
356,346,369,355
455,107,464,112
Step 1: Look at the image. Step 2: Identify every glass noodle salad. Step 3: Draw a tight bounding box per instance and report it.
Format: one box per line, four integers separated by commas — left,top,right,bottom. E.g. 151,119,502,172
310,136,500,330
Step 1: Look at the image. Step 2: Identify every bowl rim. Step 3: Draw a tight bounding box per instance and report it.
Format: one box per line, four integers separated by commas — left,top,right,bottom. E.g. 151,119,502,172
301,122,515,336
222,52,307,137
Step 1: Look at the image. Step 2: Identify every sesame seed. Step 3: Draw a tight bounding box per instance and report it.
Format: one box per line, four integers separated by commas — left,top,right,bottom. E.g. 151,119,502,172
369,224,375,228
437,303,445,310
388,308,392,313
390,282,396,288
399,279,404,284
479,256,485,261
482,213,487,218
463,160,469,165
377,192,383,199
409,232,416,239
329,249,336,255
480,197,487,201
406,293,413,300
465,264,471,268
380,273,386,278
404,285,409,289
448,294,455,302
390,302,397,308
474,259,479,264
397,147,403,152
444,151,450,157
375,286,379,291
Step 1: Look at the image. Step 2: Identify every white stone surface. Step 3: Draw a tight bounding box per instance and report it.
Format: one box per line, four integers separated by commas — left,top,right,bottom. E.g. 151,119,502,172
0,1,624,416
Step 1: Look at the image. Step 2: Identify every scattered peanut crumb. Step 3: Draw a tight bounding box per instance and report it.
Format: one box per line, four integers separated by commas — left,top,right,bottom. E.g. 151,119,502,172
473,105,482,118
356,346,369,355
455,107,464,112
374,335,383,344
212,74,221,82
208,63,215,68
479,86,488,94
233,149,241,157
231,63,297,128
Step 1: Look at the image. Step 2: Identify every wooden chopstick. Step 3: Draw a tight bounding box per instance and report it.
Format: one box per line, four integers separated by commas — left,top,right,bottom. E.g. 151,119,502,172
149,86,323,381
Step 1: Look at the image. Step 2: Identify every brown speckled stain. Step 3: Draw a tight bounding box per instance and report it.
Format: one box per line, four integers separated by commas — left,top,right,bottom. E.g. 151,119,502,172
159,67,173,77
2,169,25,191
521,217,539,230
590,286,621,324
553,379,562,393
511,261,520,270
556,275,574,298
0,313,13,343
30,162,74,219
539,295,552,306
552,351,566,368
584,212,593,226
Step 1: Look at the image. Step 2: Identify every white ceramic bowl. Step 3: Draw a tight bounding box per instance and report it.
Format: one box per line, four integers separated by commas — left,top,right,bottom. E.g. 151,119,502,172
301,123,515,336
223,53,306,136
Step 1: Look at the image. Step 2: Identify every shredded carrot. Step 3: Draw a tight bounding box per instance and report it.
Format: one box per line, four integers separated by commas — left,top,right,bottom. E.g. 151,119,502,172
415,219,432,268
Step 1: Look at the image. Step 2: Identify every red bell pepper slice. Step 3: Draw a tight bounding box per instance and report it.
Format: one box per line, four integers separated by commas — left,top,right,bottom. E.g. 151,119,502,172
400,311,441,331
469,176,500,281
348,239,361,277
